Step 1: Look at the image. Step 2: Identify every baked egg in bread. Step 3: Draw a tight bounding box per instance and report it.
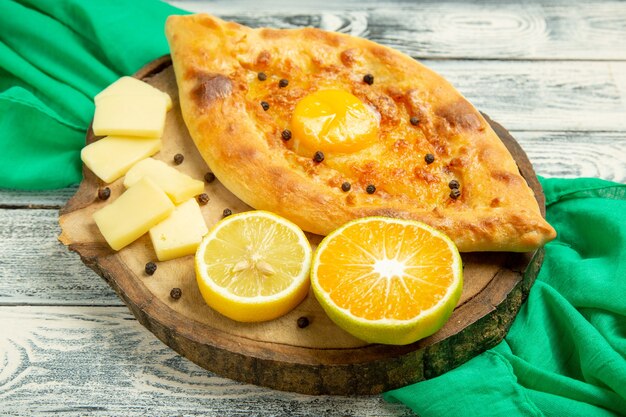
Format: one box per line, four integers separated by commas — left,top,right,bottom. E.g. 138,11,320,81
165,14,556,252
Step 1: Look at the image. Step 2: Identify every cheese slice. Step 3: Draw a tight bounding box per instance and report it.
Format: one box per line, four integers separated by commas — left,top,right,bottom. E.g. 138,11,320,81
123,157,204,204
81,136,161,183
149,198,208,261
92,93,168,138
95,76,173,111
93,177,175,251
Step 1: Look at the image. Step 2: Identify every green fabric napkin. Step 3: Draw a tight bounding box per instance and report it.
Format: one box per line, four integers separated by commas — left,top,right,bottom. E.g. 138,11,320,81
385,177,626,417
0,0,186,189
3,2,625,415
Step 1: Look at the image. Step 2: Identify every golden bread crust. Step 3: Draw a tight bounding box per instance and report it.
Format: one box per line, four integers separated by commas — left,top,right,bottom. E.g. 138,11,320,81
165,14,556,252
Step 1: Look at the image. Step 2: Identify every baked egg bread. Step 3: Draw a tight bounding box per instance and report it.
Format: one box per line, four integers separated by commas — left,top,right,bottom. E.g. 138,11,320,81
165,14,556,252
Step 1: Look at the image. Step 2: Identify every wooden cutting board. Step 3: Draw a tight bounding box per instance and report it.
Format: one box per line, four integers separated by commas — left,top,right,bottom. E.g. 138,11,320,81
59,55,545,396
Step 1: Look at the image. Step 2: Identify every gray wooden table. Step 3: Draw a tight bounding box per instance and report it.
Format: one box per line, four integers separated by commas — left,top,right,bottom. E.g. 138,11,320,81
1,0,625,415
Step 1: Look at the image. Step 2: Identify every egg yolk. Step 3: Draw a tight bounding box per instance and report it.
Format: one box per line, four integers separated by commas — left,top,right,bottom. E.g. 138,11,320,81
291,89,379,156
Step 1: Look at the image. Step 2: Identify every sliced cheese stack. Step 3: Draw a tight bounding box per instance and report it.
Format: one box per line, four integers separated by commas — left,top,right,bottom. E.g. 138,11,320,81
93,166,209,257
88,77,210,261
149,198,209,261
93,163,209,257
124,158,207,259
81,77,172,183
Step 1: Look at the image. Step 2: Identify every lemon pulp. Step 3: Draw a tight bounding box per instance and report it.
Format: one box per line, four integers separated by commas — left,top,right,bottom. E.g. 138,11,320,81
195,211,312,322
311,217,463,345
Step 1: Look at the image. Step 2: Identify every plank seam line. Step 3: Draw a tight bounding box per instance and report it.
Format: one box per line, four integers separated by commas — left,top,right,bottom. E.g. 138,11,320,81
0,303,127,308
412,57,626,63
0,204,63,210
507,129,626,134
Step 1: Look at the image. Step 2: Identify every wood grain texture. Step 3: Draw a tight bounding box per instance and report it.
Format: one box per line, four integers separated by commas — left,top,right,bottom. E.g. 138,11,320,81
515,131,626,183
170,0,626,60
0,188,76,208
0,209,120,306
426,60,626,132
0,306,413,417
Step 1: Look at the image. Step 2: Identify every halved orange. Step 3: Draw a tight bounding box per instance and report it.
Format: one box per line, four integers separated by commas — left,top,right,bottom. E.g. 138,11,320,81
311,217,463,345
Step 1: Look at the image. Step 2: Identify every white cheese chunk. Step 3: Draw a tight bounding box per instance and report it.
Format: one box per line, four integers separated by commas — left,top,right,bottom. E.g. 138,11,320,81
81,136,161,183
92,94,167,138
149,198,208,261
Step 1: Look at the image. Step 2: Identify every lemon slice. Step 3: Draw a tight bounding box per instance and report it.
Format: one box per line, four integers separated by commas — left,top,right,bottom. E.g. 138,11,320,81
311,217,463,345
195,210,312,322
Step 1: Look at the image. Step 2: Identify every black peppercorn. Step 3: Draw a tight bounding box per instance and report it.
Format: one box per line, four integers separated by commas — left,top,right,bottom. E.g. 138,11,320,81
145,262,157,276
450,189,461,199
449,180,460,189
425,153,435,164
257,72,267,81
173,153,184,165
197,193,210,205
223,208,232,217
278,78,289,88
261,101,270,111
410,116,420,126
204,172,216,183
98,187,111,200
313,151,325,163
281,129,292,141
341,182,351,192
170,287,182,300
297,316,310,328
363,73,374,85
366,184,376,194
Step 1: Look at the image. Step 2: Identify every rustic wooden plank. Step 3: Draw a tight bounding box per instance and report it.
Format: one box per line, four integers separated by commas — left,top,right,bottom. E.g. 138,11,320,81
426,60,626,132
0,187,76,208
168,0,626,60
515,132,626,183
0,209,120,306
0,306,413,417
